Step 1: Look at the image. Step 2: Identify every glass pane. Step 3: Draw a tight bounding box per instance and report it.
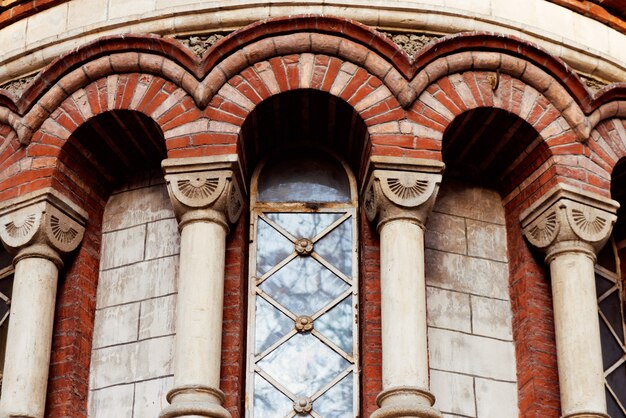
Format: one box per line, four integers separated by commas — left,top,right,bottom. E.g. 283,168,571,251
600,291,625,342
315,296,353,355
596,273,616,297
255,297,293,354
0,274,12,373
0,249,11,271
258,333,349,397
266,213,343,240
607,363,626,407
315,218,352,276
0,274,13,327
257,219,293,276
258,155,351,203
600,317,624,370
315,373,353,418
607,387,626,418
253,373,293,418
260,257,349,316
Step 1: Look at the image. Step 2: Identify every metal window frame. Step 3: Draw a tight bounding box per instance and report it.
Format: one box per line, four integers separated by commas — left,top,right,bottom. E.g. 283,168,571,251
245,152,360,418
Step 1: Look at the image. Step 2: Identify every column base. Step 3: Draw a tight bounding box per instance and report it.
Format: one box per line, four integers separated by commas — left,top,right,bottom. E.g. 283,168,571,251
562,412,610,418
371,386,443,418
159,385,231,418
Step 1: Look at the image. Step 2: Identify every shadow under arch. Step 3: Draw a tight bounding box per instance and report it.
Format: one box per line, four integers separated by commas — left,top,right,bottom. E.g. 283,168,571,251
60,109,166,204
239,89,369,181
440,107,560,416
45,108,166,416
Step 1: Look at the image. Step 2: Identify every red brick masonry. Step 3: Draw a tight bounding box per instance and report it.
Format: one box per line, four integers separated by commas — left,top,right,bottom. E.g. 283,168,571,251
1,14,626,417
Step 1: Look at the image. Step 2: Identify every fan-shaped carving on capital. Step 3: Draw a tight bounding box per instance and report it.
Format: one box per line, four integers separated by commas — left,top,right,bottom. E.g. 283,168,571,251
378,171,435,208
566,204,614,243
44,205,85,253
178,178,219,200
50,215,79,245
0,207,42,248
169,173,227,208
525,210,559,248
5,214,37,239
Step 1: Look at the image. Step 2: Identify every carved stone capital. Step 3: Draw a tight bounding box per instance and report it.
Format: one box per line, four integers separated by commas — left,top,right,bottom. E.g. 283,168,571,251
362,156,444,230
163,155,246,231
520,184,619,263
0,188,88,267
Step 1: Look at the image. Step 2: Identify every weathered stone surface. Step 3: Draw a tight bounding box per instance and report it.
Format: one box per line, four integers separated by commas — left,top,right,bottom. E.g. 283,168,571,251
100,224,146,270
466,219,508,262
134,377,174,418
139,295,176,340
425,248,509,299
425,211,467,254
434,180,506,224
428,328,517,381
92,303,140,348
136,336,174,381
475,378,519,418
430,369,475,416
90,342,139,388
426,287,471,333
88,384,134,418
103,185,174,232
145,218,180,260
471,296,513,340
97,256,178,307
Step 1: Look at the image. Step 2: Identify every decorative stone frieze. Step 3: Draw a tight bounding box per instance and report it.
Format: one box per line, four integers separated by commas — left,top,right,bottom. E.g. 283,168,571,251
520,184,618,418
364,156,444,418
521,183,618,262
160,155,245,418
0,188,87,418
163,155,244,230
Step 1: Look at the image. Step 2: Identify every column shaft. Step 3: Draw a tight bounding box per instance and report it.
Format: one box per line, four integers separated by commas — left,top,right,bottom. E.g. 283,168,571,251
174,221,226,389
550,252,606,416
380,220,428,390
0,257,58,418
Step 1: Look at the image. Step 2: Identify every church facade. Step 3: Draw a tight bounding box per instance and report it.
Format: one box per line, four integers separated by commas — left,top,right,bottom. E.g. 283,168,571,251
0,1,625,417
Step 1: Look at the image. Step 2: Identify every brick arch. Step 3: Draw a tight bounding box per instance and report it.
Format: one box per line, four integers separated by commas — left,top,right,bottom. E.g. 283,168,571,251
0,73,207,204
195,54,427,169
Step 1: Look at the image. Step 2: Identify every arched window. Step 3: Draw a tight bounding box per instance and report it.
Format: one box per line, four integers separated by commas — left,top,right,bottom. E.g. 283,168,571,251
595,239,626,416
0,248,14,393
246,150,359,417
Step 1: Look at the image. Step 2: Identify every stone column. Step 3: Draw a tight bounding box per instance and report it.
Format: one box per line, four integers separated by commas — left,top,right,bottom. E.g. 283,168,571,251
364,156,444,418
159,156,244,418
0,189,87,418
521,184,619,418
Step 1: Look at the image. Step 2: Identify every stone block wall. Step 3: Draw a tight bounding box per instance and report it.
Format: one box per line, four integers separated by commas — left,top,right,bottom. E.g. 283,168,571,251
426,179,518,417
87,174,179,418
